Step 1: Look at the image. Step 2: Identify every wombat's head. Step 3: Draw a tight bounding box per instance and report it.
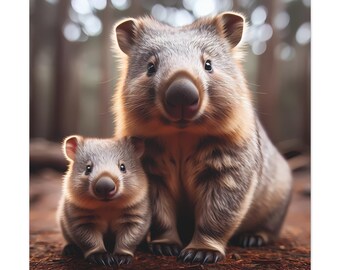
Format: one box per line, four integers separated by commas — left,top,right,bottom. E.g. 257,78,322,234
62,135,145,207
113,12,254,141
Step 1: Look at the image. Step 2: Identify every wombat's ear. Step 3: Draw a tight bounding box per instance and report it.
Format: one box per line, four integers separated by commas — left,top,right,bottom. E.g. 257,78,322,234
63,135,83,162
129,137,145,158
113,18,138,55
216,12,245,48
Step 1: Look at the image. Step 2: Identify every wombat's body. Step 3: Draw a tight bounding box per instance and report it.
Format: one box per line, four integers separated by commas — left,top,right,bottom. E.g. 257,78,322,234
112,12,292,264
57,136,150,266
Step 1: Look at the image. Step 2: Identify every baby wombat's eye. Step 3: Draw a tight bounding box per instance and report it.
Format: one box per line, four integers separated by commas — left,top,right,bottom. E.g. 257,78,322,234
119,163,126,173
147,62,156,76
204,60,213,72
85,164,92,175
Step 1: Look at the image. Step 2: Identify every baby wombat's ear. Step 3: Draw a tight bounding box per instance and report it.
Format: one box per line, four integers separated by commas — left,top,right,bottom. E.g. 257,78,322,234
129,137,145,158
215,12,246,48
62,135,83,162
113,18,138,55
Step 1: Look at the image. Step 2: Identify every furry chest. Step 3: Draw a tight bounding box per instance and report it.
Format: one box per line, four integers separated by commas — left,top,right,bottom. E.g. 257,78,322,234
143,133,201,200
93,207,123,232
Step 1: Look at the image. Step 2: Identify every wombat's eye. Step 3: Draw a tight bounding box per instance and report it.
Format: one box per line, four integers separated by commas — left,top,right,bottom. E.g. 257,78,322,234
119,163,126,173
85,164,92,175
147,62,156,76
204,60,213,72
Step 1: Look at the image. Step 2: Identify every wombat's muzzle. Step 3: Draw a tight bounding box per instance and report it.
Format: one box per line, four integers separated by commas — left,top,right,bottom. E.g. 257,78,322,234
94,177,117,200
164,77,200,121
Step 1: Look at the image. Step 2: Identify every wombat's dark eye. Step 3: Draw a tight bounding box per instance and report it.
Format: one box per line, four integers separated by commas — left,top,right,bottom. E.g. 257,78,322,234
85,164,92,175
147,62,156,76
204,60,213,72
119,163,126,173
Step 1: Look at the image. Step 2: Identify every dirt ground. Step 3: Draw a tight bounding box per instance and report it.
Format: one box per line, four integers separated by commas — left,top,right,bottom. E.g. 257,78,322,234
30,143,310,270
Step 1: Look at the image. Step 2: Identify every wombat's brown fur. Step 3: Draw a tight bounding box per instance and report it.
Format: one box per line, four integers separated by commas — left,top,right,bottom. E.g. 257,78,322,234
56,136,150,266
111,12,292,264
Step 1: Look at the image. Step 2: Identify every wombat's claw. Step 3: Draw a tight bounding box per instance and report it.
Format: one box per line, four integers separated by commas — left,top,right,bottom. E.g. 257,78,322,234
149,243,181,256
62,244,82,257
177,249,223,264
231,234,265,247
87,252,117,266
113,254,133,265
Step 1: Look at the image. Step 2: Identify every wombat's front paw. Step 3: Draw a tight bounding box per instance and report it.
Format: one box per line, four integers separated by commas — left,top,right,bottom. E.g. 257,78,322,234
149,243,181,256
87,252,116,266
177,249,224,264
62,244,82,257
230,233,266,247
113,254,133,265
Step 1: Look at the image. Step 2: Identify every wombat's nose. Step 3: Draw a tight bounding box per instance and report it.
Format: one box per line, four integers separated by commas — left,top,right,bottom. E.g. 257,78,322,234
165,78,199,120
94,177,116,198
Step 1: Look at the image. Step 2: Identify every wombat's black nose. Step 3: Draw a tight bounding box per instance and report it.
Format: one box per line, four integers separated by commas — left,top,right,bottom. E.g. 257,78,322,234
94,177,116,198
165,78,199,120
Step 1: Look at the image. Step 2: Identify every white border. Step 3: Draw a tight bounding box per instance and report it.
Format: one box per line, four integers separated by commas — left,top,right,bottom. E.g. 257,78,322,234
1,1,29,269
312,0,340,269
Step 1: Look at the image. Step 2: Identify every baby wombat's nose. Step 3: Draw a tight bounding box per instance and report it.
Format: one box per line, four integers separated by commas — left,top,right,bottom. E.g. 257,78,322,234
165,78,199,120
94,177,116,198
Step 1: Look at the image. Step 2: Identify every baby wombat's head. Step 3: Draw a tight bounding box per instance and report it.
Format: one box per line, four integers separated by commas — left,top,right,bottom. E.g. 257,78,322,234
62,136,145,207
113,12,254,141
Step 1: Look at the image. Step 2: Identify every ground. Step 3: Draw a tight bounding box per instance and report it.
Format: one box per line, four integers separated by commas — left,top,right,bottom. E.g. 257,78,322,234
30,140,310,270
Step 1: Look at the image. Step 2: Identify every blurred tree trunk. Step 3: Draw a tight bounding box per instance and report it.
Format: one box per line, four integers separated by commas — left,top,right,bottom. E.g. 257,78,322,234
256,0,283,144
50,0,70,141
64,44,81,137
301,8,311,152
302,45,310,152
98,1,143,137
99,5,114,137
30,0,44,138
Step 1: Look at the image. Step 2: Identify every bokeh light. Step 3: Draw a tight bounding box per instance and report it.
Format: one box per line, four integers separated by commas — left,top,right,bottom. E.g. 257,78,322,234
173,9,194,26
251,6,267,26
252,40,267,55
82,15,102,36
89,0,107,10
192,0,218,17
296,22,311,45
257,23,273,42
183,0,196,11
63,22,81,42
274,11,290,30
111,0,131,11
151,4,167,21
71,0,92,15
275,42,296,61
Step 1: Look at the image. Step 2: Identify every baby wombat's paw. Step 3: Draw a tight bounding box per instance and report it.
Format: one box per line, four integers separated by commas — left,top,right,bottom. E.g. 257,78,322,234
113,254,133,265
229,233,266,247
149,243,181,256
177,249,224,264
87,252,117,266
62,244,82,257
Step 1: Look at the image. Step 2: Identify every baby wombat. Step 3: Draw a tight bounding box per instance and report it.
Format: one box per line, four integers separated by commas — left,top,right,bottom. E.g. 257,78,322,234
112,12,292,264
56,135,150,266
